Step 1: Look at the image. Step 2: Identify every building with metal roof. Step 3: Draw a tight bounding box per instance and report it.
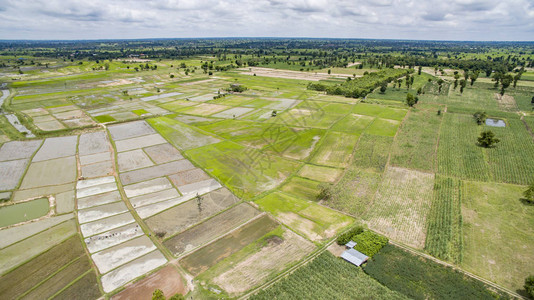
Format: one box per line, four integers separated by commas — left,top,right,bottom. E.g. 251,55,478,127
345,241,356,249
341,248,369,266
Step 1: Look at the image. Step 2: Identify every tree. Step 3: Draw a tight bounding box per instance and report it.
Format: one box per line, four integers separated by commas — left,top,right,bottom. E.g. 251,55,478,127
469,71,479,86
418,66,422,75
437,79,444,93
152,289,166,300
523,182,534,205
473,111,487,125
379,83,387,93
477,130,500,148
271,110,277,117
525,275,534,298
406,93,416,107
531,96,534,104
169,294,185,300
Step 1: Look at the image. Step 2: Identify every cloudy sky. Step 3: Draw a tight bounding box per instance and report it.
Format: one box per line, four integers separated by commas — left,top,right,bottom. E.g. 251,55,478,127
0,0,533,41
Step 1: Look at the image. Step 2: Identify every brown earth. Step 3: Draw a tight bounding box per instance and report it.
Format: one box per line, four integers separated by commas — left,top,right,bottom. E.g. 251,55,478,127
112,265,187,300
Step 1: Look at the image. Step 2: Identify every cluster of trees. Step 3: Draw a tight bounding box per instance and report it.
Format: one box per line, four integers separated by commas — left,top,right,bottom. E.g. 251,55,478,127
308,68,412,98
152,289,184,300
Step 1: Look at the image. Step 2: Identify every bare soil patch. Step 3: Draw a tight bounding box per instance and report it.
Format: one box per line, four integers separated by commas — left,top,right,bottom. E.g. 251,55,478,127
112,265,187,300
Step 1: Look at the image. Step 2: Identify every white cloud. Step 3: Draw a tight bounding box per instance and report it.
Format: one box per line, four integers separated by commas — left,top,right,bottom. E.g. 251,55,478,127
0,0,532,40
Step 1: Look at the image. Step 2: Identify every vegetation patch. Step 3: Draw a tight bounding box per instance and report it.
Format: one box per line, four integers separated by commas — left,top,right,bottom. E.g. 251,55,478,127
251,252,407,300
461,181,534,291
180,214,278,276
425,176,463,263
364,167,434,249
94,114,116,123
363,244,507,300
255,191,353,241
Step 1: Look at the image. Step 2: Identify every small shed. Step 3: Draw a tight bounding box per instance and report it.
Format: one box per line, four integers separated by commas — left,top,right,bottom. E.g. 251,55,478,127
341,248,369,266
345,241,356,249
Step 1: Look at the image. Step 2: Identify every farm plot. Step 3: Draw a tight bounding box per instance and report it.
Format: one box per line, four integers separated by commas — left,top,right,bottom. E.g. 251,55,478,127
19,139,77,190
0,234,101,300
390,107,442,172
310,132,359,168
324,167,382,217
205,228,315,295
100,250,167,293
483,118,534,185
250,252,406,300
179,103,230,116
185,140,301,199
437,113,490,181
331,113,375,134
87,100,169,123
164,203,261,257
280,176,322,201
212,107,255,119
263,128,324,160
22,105,96,131
425,175,462,263
145,187,239,238
269,106,344,129
461,181,534,291
364,167,434,249
297,164,343,183
364,118,401,137
78,131,114,179
0,140,40,191
352,103,407,121
255,191,353,241
0,198,49,227
363,244,506,300
75,177,168,294
0,219,77,275
0,159,30,191
180,214,279,276
351,134,393,172
147,116,220,150
110,123,222,218
112,265,187,300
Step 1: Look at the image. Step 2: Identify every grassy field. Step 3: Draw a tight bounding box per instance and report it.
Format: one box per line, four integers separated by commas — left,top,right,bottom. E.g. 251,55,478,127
351,134,393,172
364,167,434,249
255,191,354,242
461,180,534,291
310,131,359,168
185,140,301,199
437,113,490,181
251,252,407,300
390,107,442,172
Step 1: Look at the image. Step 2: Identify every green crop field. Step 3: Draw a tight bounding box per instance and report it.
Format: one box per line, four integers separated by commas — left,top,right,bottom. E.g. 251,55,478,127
437,113,490,181
363,244,507,300
390,107,442,172
251,252,407,300
425,176,463,263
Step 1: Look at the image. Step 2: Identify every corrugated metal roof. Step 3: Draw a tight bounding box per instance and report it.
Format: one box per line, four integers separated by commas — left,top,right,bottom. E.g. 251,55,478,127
341,249,369,266
345,241,356,248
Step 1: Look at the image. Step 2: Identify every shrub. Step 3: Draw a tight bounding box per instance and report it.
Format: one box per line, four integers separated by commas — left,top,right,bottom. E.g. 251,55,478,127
525,275,534,298
353,231,389,257
337,226,364,245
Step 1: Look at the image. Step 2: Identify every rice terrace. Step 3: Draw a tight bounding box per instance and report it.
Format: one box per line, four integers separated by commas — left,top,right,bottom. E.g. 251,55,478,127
1,6,534,299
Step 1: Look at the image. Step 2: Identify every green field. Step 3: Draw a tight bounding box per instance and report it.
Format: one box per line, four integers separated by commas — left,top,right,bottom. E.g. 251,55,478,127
363,244,507,300
461,181,534,291
251,252,407,300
